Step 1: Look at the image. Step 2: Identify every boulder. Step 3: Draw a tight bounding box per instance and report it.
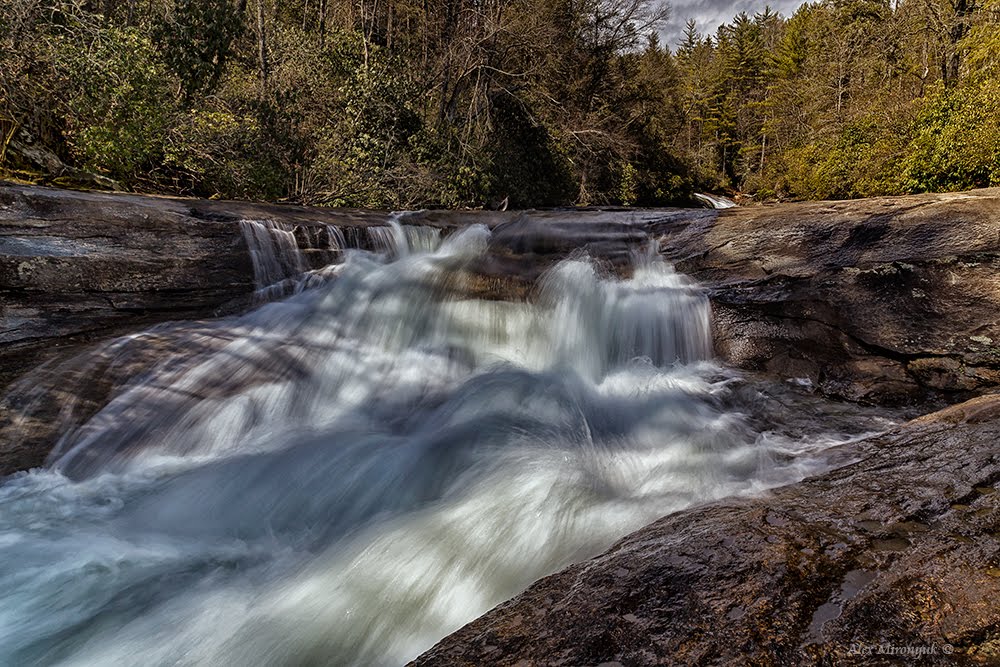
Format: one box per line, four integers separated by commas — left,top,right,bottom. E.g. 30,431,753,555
657,189,1000,405
0,184,392,474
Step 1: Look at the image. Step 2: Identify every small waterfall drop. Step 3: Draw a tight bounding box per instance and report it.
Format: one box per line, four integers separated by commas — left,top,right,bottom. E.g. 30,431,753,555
694,193,737,209
366,216,443,260
239,216,443,304
240,219,307,287
325,224,346,252
403,221,443,254
0,219,892,667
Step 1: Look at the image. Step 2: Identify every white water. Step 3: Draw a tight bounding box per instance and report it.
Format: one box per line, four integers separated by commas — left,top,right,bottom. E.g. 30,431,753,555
240,219,308,285
0,223,890,666
694,193,737,209
240,216,443,304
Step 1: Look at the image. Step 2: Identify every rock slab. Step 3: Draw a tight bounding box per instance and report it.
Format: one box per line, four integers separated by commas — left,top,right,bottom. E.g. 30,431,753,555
660,190,1000,405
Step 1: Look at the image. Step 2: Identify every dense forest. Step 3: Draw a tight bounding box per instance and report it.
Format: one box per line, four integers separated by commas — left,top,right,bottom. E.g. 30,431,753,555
1,0,999,207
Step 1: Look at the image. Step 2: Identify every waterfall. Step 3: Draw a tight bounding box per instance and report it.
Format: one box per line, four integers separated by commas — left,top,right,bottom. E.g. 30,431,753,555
240,219,307,287
0,221,891,667
404,224,442,254
240,216,444,304
325,224,346,252
364,213,442,259
365,215,411,258
694,193,737,209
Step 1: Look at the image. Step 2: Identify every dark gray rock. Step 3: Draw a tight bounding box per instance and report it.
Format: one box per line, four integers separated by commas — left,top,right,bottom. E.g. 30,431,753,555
6,182,1000,467
1,185,248,390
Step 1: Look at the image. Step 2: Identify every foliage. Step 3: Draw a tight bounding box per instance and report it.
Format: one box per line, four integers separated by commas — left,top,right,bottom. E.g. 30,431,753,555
669,0,1000,200
902,83,1000,192
310,46,423,207
59,27,174,180
163,104,289,199
155,0,246,101
2,0,999,205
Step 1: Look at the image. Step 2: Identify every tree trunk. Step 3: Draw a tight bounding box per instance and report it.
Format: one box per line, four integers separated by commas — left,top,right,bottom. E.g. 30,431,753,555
941,0,974,87
319,0,327,46
257,0,269,89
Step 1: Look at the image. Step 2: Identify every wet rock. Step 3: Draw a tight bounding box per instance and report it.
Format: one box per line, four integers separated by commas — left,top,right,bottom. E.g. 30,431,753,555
0,185,698,474
657,189,1000,405
7,184,1000,410
466,210,687,300
0,183,445,393
1,184,252,392
412,393,1000,666
6,183,1000,475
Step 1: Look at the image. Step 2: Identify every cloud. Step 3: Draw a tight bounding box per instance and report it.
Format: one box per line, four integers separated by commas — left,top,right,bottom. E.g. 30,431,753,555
660,0,806,49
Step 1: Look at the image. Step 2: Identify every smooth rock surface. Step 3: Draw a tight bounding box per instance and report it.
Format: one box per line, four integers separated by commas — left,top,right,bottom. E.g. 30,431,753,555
0,184,382,473
412,393,1000,666
1,185,247,389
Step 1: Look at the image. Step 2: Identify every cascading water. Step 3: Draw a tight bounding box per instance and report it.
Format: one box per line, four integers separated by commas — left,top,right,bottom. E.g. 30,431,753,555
239,215,444,305
240,219,307,285
694,193,737,209
325,224,346,252
0,221,893,666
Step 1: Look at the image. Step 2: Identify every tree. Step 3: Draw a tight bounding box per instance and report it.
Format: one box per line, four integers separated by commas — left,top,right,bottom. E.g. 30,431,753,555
156,0,247,102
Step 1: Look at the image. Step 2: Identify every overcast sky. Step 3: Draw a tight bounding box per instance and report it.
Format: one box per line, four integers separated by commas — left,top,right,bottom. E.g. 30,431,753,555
661,0,806,50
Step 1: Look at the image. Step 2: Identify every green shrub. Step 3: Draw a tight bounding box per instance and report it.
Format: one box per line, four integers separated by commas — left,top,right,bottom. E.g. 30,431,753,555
164,105,288,199
902,82,1000,192
58,27,174,180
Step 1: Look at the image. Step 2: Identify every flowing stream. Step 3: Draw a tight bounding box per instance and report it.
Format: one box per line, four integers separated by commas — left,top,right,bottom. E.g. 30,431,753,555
0,220,893,666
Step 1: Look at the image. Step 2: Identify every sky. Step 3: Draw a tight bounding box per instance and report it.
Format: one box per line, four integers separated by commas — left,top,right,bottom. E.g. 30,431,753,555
661,0,806,50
